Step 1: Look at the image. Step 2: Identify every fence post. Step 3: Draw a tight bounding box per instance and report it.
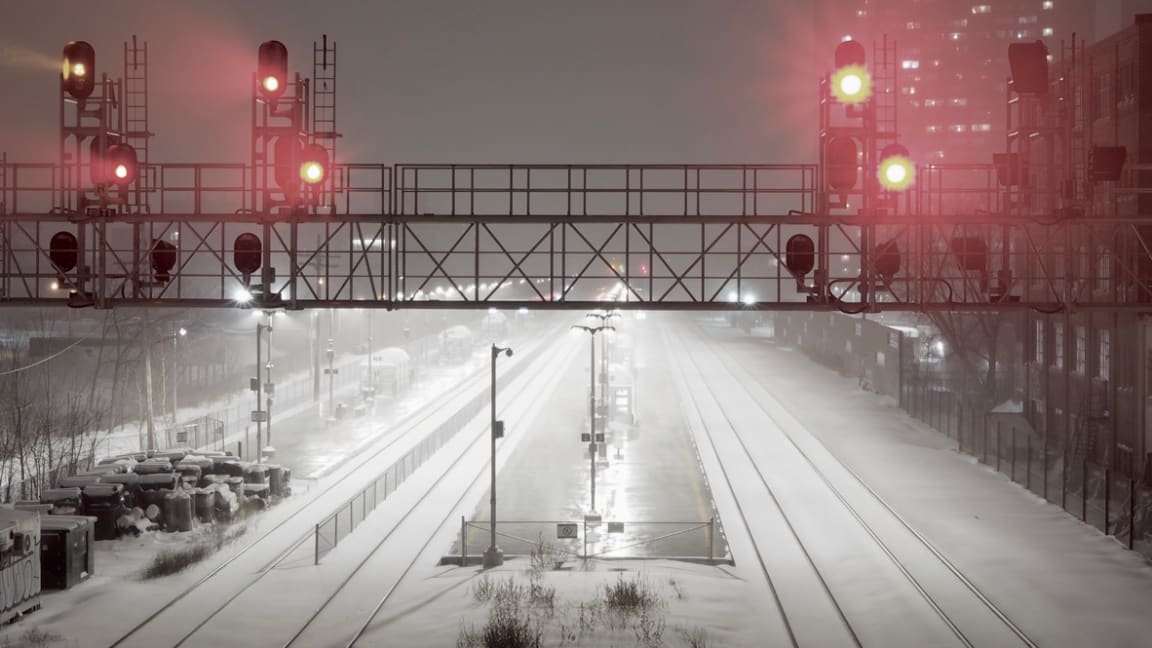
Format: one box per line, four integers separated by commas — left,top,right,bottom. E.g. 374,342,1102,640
1026,431,1032,491
1129,478,1136,551
315,523,321,565
583,518,588,559
1081,456,1088,521
1104,468,1111,535
1011,426,1016,481
708,517,714,563
461,516,467,566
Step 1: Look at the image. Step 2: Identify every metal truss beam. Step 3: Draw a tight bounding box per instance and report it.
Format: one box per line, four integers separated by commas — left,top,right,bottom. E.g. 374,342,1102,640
2,162,1150,314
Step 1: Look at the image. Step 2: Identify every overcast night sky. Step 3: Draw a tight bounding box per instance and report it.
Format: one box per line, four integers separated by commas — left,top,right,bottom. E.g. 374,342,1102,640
0,1,826,167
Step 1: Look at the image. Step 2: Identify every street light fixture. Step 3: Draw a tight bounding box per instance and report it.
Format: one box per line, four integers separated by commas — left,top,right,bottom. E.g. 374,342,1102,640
484,343,513,569
572,323,614,516
586,311,619,419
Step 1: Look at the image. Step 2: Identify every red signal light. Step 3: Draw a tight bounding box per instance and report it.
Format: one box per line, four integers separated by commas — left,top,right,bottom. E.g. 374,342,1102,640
257,40,288,99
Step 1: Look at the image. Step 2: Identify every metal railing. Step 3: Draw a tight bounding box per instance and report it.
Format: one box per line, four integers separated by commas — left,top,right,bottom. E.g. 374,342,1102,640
311,347,535,564
452,518,725,565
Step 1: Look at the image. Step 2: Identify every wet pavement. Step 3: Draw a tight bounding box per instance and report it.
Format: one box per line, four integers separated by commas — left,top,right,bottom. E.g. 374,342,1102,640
458,313,724,560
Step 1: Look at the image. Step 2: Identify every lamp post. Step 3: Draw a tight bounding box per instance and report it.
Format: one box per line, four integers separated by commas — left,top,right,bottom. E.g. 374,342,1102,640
171,326,187,424
325,338,337,422
586,311,618,419
484,343,513,569
572,323,614,514
263,312,274,449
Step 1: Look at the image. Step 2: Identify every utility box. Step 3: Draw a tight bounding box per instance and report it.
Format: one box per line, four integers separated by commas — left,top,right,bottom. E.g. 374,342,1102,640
0,507,41,623
39,515,95,590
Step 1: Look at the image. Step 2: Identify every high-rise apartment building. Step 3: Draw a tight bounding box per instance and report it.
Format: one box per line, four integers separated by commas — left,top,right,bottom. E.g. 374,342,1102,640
822,1,1094,163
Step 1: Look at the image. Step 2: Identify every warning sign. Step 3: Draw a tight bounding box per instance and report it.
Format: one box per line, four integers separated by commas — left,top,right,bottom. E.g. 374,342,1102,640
556,523,578,539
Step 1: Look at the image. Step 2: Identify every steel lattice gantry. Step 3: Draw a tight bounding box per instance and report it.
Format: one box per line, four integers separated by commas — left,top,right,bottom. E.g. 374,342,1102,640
1,161,1150,313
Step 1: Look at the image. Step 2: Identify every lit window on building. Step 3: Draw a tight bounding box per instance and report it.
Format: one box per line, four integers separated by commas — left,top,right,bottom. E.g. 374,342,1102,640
925,125,940,133
1042,27,1054,36
924,98,939,107
1035,321,1045,364
972,123,992,132
932,59,942,67
1098,330,1110,378
950,98,968,106
972,4,991,14
907,21,921,30
902,86,917,95
950,32,962,41
902,60,920,70
953,19,970,28
1075,326,1086,374
1016,31,1029,39
1046,54,1054,62
1043,0,1054,9
1019,16,1037,24
933,151,946,160
950,124,969,133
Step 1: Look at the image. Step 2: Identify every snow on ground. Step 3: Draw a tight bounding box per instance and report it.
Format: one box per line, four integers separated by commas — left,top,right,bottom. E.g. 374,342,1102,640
5,313,1152,647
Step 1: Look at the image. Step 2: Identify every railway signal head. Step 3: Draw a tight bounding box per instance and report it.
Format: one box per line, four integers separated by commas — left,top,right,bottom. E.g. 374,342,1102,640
233,233,262,277
877,143,914,192
49,231,79,273
151,239,177,284
258,40,288,99
299,144,329,185
89,141,139,189
62,41,95,100
827,136,859,192
832,39,871,105
273,136,303,196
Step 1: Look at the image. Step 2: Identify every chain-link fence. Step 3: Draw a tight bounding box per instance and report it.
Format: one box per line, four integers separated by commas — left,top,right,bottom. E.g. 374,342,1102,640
163,416,225,452
901,379,1152,559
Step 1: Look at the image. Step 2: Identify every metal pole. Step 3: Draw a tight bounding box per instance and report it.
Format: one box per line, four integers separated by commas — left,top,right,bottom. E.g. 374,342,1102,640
484,344,510,568
265,313,273,447
590,331,597,512
144,317,156,452
367,310,373,402
461,515,467,566
327,338,335,419
256,321,262,464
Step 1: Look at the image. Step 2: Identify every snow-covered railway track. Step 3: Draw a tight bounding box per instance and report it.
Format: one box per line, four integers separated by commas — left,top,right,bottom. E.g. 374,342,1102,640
107,324,566,648
276,330,580,648
669,320,1037,647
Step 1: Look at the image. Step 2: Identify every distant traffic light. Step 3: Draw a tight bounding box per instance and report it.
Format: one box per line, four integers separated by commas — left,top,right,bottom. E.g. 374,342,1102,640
299,144,329,185
233,233,262,276
877,143,914,191
826,136,859,191
62,41,95,100
49,231,79,273
258,40,288,99
832,39,871,105
151,240,177,283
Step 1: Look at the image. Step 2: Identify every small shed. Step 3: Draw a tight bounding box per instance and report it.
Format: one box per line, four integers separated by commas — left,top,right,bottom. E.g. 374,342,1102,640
39,515,95,590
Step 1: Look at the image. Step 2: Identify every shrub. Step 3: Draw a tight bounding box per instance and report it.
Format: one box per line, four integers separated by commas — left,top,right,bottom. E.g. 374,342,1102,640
603,573,660,612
